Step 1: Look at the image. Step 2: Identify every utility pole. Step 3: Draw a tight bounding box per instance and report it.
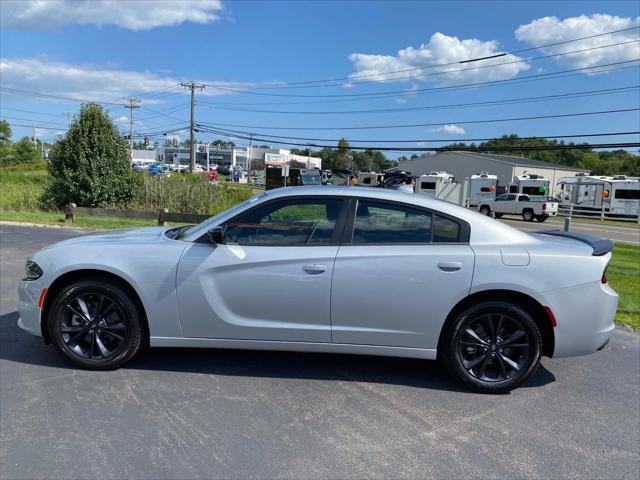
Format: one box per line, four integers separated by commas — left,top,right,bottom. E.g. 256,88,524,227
32,124,37,146
124,97,140,163
64,112,74,128
179,81,205,173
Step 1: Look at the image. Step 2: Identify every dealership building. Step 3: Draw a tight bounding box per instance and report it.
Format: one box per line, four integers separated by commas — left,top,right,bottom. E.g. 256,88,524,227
392,151,590,195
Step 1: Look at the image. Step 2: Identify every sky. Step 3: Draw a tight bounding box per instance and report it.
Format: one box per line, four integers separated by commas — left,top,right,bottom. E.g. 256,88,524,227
1,0,639,158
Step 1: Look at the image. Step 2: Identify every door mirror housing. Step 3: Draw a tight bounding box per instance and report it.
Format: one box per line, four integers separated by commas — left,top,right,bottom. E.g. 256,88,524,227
207,226,225,244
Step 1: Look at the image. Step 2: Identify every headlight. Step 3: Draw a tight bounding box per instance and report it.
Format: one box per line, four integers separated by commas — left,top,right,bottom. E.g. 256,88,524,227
23,261,43,281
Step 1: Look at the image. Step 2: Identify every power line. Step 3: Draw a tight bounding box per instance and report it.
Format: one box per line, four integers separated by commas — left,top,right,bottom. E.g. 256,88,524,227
205,59,640,99
0,86,124,105
206,85,639,115
202,25,640,88
208,39,640,90
195,126,640,152
196,107,640,131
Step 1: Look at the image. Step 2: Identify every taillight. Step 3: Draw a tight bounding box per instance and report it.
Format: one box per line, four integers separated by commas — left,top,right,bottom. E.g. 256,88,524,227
542,203,547,210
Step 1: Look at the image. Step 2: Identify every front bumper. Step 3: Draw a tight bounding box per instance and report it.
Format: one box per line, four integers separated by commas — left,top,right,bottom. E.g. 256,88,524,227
17,280,43,337
536,280,617,358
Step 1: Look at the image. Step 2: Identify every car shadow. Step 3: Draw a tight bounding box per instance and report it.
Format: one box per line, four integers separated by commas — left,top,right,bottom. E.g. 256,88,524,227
0,311,555,393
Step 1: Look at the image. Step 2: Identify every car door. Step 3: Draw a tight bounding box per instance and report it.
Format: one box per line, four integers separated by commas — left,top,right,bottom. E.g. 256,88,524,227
176,196,347,342
331,199,474,349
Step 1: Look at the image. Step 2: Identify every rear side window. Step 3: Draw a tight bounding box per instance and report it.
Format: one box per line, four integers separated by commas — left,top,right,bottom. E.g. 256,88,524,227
352,201,432,244
433,215,460,242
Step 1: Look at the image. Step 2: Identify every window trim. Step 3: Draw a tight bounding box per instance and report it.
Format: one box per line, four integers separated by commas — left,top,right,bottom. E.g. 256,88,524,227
198,195,351,246
341,197,470,245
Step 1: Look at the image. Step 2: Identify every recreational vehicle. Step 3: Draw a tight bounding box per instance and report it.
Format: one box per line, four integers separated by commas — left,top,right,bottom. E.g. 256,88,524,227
556,174,640,216
468,172,498,206
508,174,550,201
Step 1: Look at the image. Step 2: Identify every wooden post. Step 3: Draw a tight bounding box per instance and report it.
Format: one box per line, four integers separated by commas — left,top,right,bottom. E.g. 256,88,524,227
158,208,168,226
600,204,605,221
64,203,76,223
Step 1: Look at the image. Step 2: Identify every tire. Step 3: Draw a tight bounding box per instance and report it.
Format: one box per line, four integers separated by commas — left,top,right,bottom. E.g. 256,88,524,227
522,209,534,222
494,213,503,218
479,205,491,216
536,215,548,222
442,300,542,393
48,279,143,370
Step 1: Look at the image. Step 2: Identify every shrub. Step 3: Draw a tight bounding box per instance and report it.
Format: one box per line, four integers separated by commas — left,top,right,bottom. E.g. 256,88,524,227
42,103,138,209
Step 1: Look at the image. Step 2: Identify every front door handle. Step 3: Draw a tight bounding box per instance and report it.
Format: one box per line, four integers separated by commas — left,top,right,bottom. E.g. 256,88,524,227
303,264,327,274
438,261,462,272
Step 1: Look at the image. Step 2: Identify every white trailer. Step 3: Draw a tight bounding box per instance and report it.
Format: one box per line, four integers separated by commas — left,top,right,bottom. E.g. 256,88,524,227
468,172,498,206
556,174,639,216
508,174,550,201
415,171,468,206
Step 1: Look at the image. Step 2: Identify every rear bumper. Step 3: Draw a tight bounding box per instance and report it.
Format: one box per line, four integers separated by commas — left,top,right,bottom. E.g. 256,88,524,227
535,281,617,358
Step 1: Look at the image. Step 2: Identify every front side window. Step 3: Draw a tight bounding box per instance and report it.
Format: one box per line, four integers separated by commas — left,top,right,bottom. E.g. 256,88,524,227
224,198,344,245
352,201,432,244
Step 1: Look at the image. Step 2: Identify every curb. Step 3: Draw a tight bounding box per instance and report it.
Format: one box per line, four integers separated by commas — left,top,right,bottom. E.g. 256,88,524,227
615,322,640,333
0,220,102,232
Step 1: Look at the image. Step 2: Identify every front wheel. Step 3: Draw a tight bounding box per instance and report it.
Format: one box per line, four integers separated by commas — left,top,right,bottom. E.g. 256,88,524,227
443,301,542,393
522,209,534,222
48,279,144,369
479,205,491,216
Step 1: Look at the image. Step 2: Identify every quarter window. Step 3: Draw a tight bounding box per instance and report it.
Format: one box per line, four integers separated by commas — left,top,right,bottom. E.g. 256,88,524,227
433,215,460,242
352,201,432,244
224,198,343,245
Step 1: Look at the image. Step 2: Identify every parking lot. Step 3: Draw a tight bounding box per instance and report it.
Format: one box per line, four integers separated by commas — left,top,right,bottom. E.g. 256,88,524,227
1,224,639,479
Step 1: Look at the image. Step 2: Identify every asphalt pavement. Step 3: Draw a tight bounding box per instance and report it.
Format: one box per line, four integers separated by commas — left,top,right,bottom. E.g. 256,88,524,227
1,224,639,479
498,216,640,245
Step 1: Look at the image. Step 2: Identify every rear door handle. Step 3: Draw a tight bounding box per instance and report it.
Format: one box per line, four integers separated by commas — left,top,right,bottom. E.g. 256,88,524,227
303,264,327,274
438,261,462,272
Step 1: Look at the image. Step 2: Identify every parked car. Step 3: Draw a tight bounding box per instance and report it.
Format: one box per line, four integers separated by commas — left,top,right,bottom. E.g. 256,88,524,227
478,194,559,222
17,187,616,392
201,170,218,181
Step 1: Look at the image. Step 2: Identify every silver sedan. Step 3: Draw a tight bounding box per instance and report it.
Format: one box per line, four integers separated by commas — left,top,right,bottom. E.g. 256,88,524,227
18,186,618,392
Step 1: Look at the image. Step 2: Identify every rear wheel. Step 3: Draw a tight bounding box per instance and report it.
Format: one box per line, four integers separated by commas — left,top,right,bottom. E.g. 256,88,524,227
443,301,542,393
480,205,491,216
536,215,548,222
522,209,534,222
494,213,503,218
48,279,143,369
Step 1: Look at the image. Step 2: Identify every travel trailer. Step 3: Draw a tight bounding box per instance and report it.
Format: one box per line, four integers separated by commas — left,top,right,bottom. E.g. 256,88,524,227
415,171,468,206
468,172,498,206
556,174,640,216
508,174,550,201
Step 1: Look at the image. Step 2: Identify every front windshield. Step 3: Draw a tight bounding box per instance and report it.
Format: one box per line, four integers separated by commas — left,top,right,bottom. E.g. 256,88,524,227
175,193,266,239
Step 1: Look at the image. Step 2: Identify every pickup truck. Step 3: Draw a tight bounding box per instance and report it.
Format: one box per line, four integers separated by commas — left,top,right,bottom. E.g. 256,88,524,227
478,193,559,222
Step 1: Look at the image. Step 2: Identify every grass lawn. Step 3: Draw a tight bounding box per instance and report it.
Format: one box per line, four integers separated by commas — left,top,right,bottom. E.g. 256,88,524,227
608,243,640,328
0,210,171,230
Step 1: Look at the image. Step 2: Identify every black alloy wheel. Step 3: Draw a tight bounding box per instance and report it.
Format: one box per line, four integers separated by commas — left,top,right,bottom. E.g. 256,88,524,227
444,301,542,393
49,279,143,369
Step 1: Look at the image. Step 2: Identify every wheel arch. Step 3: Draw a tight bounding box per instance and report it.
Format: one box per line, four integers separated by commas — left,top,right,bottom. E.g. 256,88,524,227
437,289,555,358
41,269,150,346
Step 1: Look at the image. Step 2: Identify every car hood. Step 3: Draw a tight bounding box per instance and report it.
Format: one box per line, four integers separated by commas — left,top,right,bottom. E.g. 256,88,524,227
38,226,170,252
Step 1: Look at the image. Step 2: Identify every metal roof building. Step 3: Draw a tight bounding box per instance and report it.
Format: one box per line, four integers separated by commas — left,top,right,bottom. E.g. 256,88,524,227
393,151,590,195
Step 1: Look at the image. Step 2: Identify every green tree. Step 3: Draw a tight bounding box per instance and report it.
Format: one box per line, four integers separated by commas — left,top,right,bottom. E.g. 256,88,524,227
43,103,138,208
12,137,42,164
0,120,13,165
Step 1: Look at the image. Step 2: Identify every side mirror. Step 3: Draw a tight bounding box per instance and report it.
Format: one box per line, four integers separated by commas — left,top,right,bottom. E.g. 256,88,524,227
207,226,225,244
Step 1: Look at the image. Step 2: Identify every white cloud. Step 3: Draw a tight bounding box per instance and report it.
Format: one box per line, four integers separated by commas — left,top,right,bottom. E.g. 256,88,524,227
515,14,640,70
0,57,250,104
0,0,223,30
115,116,129,124
430,124,466,135
348,32,530,87
395,84,419,103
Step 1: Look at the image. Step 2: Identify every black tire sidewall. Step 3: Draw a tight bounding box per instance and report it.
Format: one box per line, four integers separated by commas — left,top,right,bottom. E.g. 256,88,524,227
522,210,534,221
48,280,142,370
444,301,542,393
480,206,490,215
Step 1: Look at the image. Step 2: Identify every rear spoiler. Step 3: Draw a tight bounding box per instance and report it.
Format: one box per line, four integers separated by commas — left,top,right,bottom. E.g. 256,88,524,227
538,229,614,256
